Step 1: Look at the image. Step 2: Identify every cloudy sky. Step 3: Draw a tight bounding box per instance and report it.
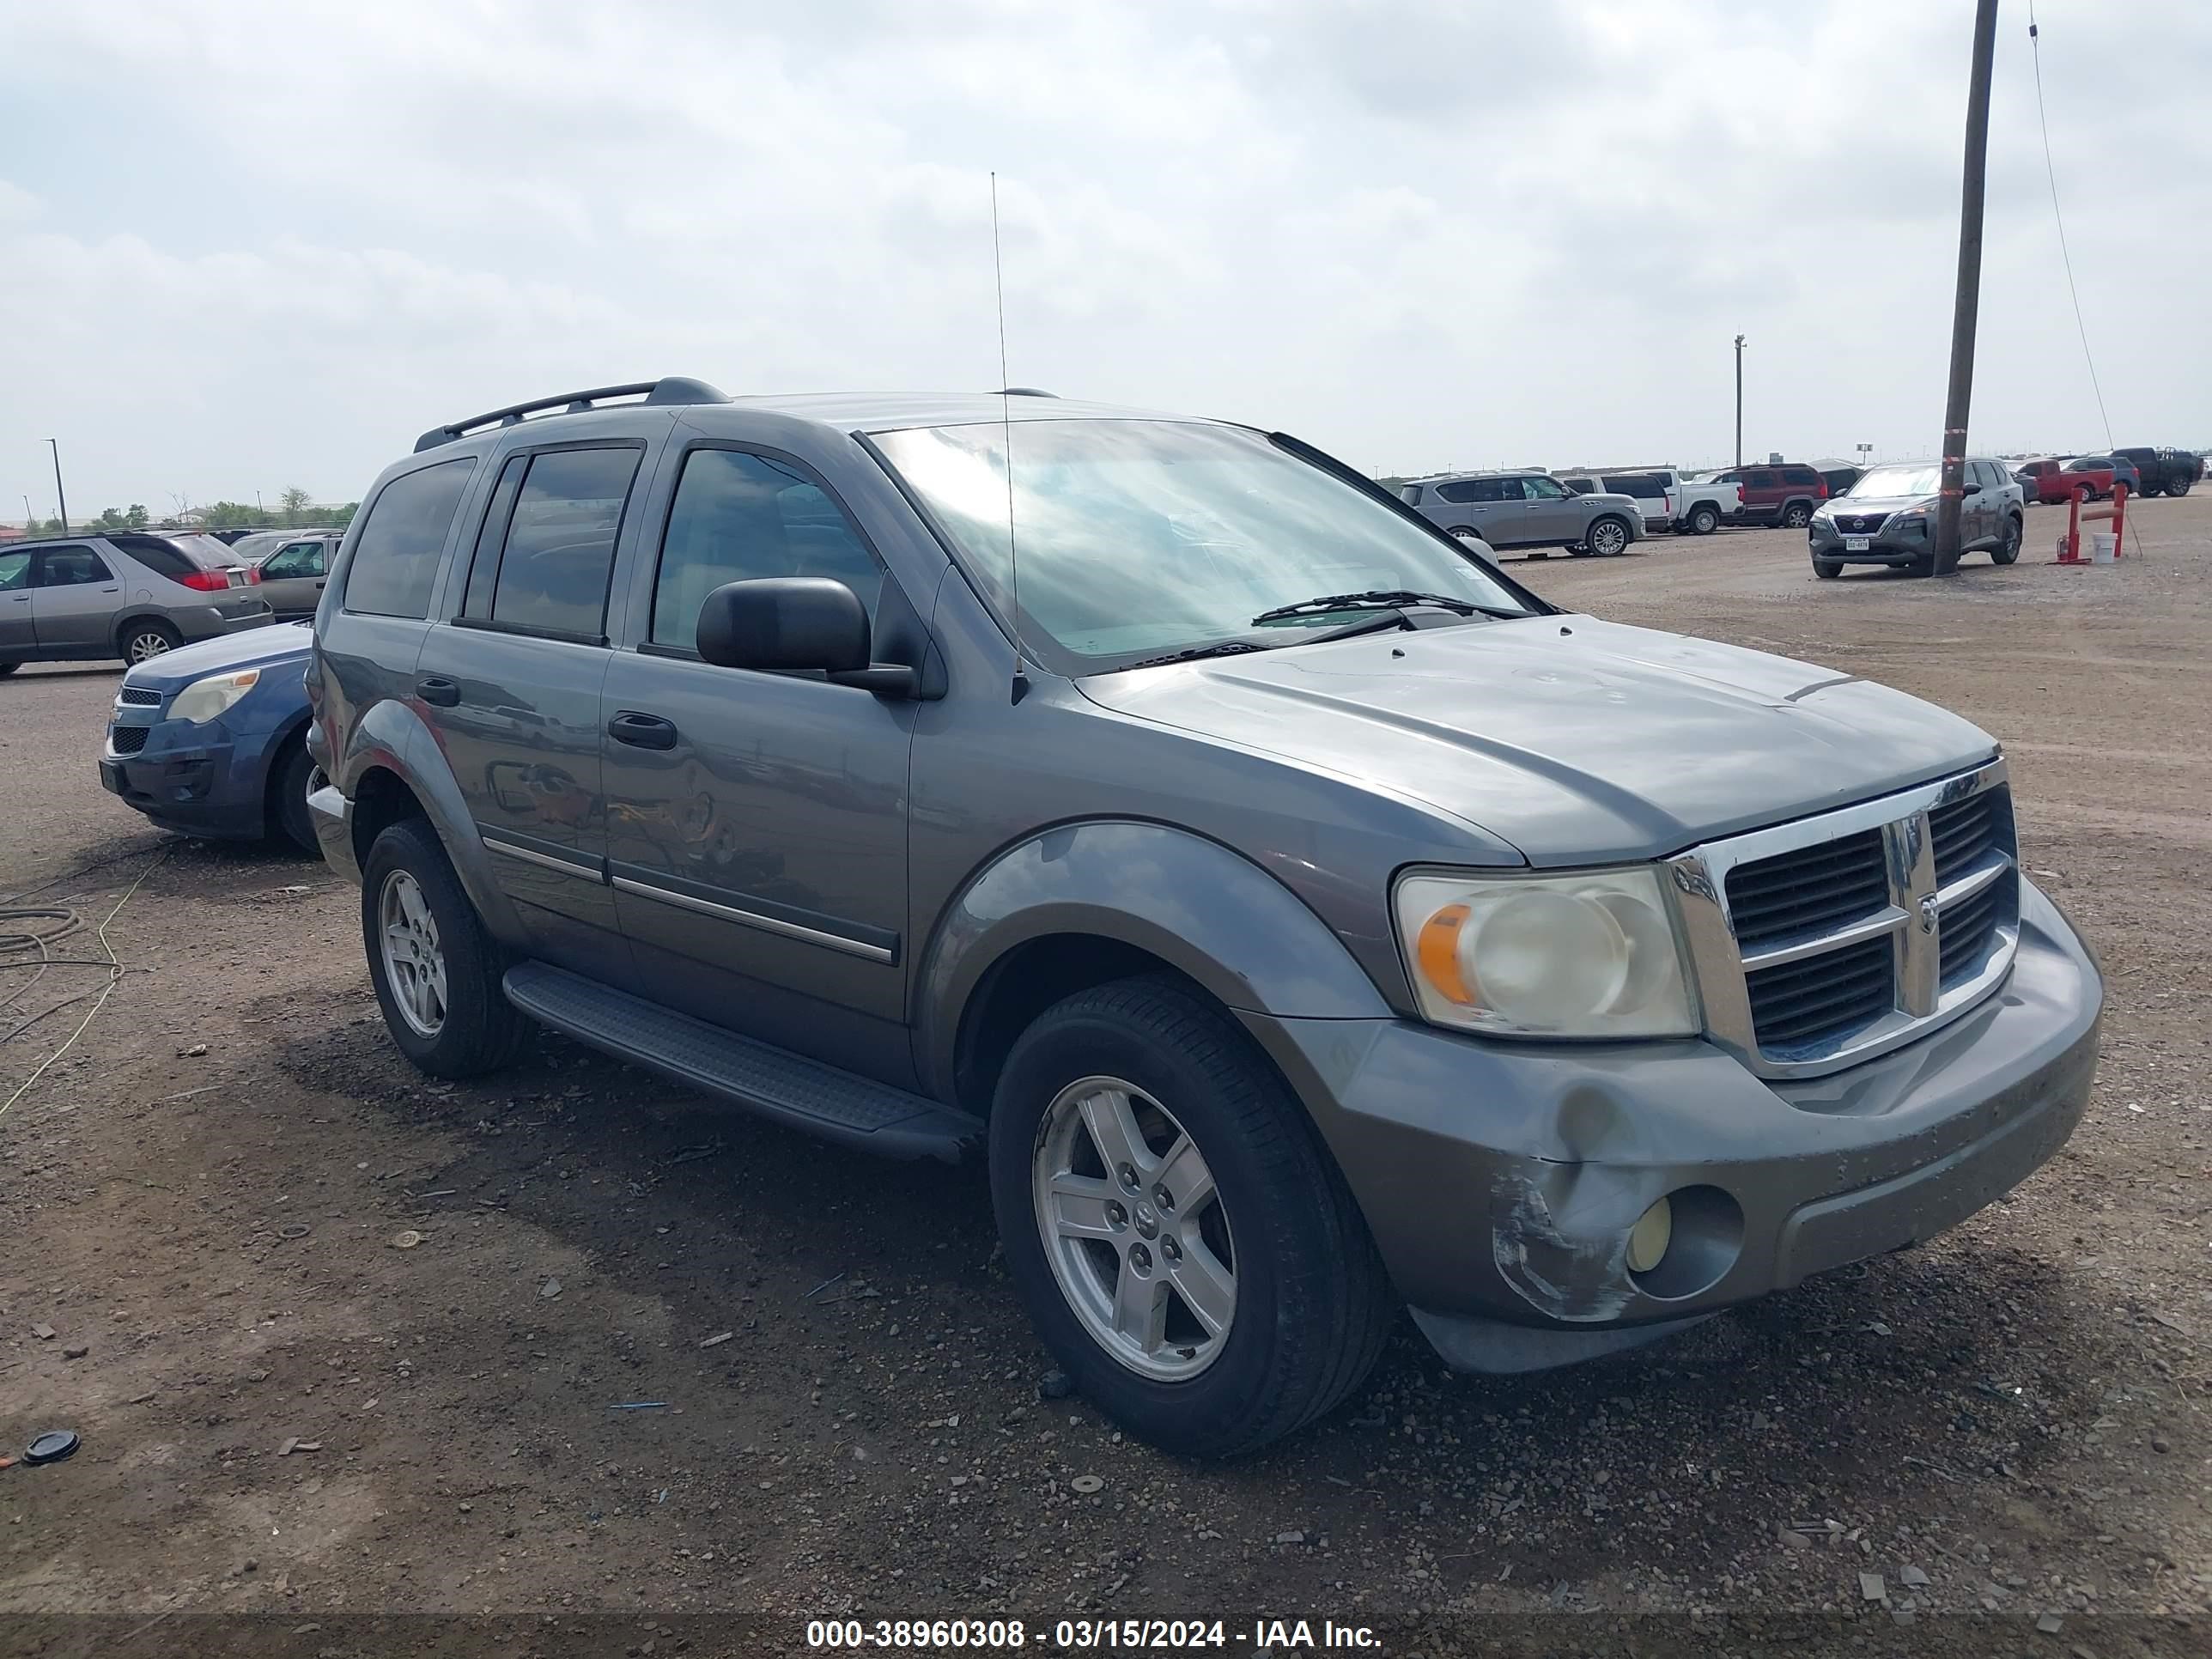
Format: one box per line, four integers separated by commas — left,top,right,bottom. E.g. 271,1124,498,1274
3,0,2207,518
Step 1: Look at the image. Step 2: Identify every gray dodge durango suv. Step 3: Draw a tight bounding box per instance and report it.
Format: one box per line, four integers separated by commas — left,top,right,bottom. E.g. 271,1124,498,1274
307,377,2101,1455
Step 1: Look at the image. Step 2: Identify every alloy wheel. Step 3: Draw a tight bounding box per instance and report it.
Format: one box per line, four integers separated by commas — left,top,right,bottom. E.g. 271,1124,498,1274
378,869,449,1037
1588,519,1628,556
1031,1075,1237,1382
126,631,173,664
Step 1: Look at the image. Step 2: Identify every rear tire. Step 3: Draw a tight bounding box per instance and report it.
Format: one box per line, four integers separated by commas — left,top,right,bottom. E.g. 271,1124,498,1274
0,661,20,678
1687,503,1720,536
361,818,529,1079
988,975,1392,1458
269,734,318,852
118,620,182,665
1991,516,2023,565
2169,476,2192,498
1813,558,1842,579
1781,501,1813,530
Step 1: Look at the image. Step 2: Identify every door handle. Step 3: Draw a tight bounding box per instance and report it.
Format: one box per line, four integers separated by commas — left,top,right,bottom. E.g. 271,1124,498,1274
416,676,461,708
608,710,678,750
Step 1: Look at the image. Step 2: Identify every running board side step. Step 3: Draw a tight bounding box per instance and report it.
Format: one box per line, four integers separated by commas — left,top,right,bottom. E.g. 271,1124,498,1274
502,963,981,1164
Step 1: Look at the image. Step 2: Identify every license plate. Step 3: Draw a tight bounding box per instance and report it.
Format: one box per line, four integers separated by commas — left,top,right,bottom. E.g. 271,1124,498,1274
1844,536,1871,551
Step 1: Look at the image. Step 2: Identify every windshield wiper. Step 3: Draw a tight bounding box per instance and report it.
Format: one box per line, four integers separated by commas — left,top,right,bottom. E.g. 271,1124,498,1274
1250,589,1497,624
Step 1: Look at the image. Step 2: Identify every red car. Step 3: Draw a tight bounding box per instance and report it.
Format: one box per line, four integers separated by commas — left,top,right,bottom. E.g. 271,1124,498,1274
2014,456,2124,503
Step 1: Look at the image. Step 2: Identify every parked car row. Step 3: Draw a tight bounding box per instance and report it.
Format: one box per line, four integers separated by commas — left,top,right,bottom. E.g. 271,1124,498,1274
1,531,273,672
1556,469,1742,537
2013,448,2199,504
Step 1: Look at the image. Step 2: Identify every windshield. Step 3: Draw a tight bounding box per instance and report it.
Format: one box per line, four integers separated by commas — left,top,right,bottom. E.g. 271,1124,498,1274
1849,464,1942,500
872,419,1533,673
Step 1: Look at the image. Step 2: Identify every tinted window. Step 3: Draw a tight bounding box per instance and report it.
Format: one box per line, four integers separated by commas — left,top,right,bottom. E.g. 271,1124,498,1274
487,447,641,640
1747,469,1777,488
462,455,528,620
1434,479,1484,505
36,546,112,586
0,550,33,591
107,535,197,579
1397,484,1422,505
1781,466,1819,486
1563,478,1597,495
651,448,884,652
1601,474,1666,499
344,458,477,619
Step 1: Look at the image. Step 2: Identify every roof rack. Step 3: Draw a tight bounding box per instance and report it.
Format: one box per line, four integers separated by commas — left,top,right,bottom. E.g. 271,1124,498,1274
993,386,1056,398
413,376,732,453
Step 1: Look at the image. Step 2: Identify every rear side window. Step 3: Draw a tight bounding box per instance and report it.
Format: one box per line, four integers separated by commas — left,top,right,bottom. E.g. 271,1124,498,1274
344,458,477,620
1436,478,1505,505
650,448,883,652
1602,474,1666,499
477,446,642,641
1781,466,1820,486
36,546,112,587
108,535,197,580
1397,484,1422,505
1747,469,1777,488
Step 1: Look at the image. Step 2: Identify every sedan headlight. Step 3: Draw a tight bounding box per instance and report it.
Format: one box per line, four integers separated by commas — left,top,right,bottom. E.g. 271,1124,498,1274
1395,866,1700,1039
169,667,261,724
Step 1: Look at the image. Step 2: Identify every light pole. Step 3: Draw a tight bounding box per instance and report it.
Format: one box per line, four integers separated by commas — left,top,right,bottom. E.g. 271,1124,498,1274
1934,0,2000,578
46,438,70,535
1733,335,1747,470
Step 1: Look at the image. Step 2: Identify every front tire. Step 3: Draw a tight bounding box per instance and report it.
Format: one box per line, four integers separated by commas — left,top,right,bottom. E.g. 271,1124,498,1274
988,976,1391,1458
1812,557,1842,579
1584,515,1632,557
268,735,319,852
1781,501,1813,530
361,818,528,1079
1687,503,1720,536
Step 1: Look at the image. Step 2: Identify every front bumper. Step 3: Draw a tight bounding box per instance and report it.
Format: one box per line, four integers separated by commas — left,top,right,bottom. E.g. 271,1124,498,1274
1809,522,1931,565
99,726,265,839
1240,878,2100,1373
307,776,360,884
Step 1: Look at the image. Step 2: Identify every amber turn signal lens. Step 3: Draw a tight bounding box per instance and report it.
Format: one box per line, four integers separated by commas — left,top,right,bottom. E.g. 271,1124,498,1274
1414,902,1475,1005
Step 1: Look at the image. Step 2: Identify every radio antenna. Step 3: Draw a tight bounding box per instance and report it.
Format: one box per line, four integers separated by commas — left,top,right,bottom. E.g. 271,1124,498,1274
991,171,1028,701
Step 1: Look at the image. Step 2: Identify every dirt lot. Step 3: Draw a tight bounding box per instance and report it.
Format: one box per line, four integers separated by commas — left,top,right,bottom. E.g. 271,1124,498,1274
3,500,2209,1656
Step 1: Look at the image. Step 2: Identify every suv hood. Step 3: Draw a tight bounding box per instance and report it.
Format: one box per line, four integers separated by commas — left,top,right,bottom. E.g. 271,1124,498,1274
1078,615,1996,865
1822,493,1934,517
123,620,313,692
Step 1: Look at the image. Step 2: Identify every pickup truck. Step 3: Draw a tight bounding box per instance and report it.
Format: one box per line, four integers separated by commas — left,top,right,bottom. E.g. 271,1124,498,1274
2112,447,2201,498
1557,469,1743,537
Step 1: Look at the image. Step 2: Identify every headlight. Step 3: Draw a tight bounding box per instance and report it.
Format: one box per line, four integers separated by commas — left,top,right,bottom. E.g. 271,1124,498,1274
169,668,260,724
1395,866,1700,1038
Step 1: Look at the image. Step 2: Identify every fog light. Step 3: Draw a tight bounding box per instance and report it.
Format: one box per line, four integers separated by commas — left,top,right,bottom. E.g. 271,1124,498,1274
1625,1197,1673,1274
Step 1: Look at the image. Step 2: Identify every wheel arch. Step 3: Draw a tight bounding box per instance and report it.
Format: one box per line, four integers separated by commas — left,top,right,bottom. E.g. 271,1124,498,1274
258,705,318,835
915,820,1392,1111
338,696,527,945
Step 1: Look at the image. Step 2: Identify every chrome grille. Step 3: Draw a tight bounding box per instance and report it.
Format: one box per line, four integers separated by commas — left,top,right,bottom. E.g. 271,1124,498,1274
1667,760,2020,1079
108,724,149,756
1835,512,1890,534
117,685,164,706
1725,828,1888,949
1745,933,1893,1050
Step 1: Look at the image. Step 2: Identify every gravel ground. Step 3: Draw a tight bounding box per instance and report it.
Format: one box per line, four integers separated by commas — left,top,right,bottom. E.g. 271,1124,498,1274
1,499,2208,1657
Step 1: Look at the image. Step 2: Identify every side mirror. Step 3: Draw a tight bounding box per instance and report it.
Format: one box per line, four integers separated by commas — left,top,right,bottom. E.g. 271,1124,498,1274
695,577,919,696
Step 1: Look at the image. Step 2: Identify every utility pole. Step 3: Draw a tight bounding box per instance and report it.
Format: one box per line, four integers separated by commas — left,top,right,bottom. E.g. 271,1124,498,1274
1732,335,1746,469
46,439,70,535
1934,0,2000,577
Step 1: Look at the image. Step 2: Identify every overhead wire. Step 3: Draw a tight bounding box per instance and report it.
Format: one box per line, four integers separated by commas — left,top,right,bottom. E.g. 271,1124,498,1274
2027,3,2114,451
